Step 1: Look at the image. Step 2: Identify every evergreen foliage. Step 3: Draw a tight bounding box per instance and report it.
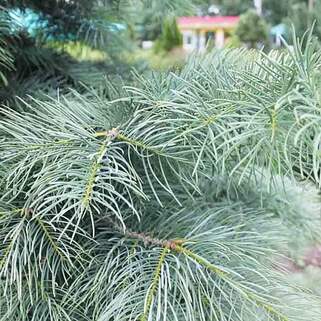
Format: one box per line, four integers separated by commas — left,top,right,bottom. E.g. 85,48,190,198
154,17,183,53
0,12,14,87
202,0,253,16
0,1,192,106
262,0,321,43
284,1,321,41
0,3,111,106
235,9,269,48
263,0,290,25
0,26,321,321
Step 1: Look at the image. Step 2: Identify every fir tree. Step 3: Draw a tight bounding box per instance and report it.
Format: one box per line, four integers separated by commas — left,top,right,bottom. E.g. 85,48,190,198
154,17,183,52
0,1,193,105
0,22,321,320
235,9,269,48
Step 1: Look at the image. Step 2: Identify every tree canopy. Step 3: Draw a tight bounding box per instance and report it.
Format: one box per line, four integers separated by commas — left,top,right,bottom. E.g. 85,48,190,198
154,17,183,52
235,9,269,48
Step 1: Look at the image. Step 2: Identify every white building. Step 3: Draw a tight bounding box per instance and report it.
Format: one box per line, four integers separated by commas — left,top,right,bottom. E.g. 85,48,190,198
177,16,240,52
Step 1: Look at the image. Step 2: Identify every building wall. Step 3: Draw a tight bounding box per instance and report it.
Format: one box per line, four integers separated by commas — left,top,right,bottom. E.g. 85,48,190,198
181,28,226,52
182,30,197,52
215,29,225,48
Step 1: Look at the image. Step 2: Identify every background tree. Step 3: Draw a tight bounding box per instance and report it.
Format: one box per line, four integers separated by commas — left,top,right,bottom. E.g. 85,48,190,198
154,17,183,52
136,0,194,42
0,0,194,105
136,12,162,41
283,0,321,41
262,0,321,44
0,13,14,87
263,0,290,25
235,9,269,48
197,0,253,16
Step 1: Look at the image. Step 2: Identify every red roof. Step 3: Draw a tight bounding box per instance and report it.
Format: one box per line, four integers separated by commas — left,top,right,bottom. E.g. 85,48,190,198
177,16,239,29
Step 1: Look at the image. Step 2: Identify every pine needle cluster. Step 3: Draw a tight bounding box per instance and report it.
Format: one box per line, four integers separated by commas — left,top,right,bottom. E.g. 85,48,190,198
1,28,321,320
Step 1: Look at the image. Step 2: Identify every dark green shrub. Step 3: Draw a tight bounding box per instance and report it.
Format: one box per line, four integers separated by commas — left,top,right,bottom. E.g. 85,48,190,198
154,17,182,52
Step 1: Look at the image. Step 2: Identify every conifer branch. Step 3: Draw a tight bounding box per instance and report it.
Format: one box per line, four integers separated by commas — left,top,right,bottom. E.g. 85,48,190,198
121,226,290,320
95,129,165,156
270,105,278,142
82,129,118,208
0,210,26,271
23,139,73,151
1,25,321,321
82,141,109,208
140,247,168,321
121,227,227,275
34,217,66,262
0,237,14,270
247,293,290,321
